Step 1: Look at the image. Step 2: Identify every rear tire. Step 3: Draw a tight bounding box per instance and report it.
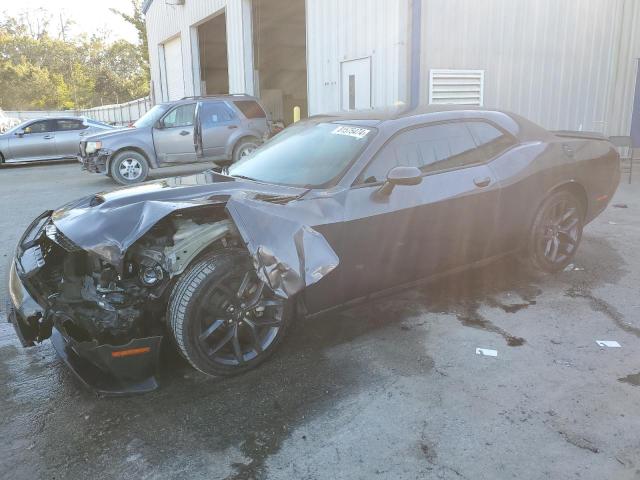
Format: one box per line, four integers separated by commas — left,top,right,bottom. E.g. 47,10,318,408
231,138,259,163
168,250,293,377
524,190,584,273
109,150,149,185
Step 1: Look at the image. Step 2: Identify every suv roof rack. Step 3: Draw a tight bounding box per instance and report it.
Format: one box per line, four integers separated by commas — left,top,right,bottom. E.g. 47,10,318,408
179,93,252,100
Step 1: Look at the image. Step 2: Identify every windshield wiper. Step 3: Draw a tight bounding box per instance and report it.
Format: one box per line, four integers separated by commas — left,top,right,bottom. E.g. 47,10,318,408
231,174,256,182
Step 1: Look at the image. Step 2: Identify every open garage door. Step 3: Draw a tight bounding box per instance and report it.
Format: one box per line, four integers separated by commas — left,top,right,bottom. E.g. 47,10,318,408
164,36,184,100
253,0,307,126
197,12,229,95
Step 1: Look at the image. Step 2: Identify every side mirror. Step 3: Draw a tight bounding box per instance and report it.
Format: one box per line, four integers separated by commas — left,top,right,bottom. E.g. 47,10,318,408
377,166,422,196
14,129,25,137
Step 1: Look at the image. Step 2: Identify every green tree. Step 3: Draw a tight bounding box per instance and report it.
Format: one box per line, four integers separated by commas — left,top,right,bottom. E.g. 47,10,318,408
0,4,149,110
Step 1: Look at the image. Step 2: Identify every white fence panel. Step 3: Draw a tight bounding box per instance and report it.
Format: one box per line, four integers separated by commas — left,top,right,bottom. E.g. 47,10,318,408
5,97,152,126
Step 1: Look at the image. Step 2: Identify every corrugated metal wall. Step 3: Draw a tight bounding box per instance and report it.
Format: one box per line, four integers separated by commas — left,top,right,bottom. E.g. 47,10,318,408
421,0,640,136
306,0,410,115
145,0,253,102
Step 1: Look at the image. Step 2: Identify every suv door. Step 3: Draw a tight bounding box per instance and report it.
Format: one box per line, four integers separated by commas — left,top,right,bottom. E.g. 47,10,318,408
53,118,90,157
198,101,240,159
8,120,56,161
340,121,506,300
152,103,197,163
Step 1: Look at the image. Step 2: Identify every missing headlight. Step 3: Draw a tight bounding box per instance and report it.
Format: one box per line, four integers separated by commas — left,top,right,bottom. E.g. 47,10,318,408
139,263,164,286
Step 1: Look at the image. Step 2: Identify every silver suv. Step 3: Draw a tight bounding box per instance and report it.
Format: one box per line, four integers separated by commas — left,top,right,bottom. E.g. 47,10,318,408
79,94,271,185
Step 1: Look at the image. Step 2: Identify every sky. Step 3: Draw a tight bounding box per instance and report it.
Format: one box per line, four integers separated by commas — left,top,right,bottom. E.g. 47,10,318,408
1,0,139,43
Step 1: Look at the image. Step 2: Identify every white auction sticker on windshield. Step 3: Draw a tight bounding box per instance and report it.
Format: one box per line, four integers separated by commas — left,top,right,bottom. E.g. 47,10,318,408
331,126,370,139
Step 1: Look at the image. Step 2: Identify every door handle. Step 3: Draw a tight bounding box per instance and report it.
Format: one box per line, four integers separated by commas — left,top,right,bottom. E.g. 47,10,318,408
473,176,491,188
227,125,238,129
43,135,54,140
179,130,190,136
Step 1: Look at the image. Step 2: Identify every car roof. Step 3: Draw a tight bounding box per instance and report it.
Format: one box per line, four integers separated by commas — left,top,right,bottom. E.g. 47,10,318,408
309,104,510,122
159,94,260,107
26,116,86,122
304,104,546,140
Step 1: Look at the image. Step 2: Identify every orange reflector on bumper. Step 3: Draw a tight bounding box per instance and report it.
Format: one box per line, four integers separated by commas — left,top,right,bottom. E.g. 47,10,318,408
596,194,609,202
111,347,151,358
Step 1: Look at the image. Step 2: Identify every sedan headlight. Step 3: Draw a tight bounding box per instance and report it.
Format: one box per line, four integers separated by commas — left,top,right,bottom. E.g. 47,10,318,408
85,141,102,154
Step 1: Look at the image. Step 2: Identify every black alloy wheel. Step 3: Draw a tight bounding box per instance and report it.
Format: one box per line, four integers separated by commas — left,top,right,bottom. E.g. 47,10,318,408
529,190,584,273
169,251,293,376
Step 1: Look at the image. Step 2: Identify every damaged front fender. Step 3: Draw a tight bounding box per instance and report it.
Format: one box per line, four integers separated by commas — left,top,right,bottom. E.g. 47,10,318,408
226,194,339,298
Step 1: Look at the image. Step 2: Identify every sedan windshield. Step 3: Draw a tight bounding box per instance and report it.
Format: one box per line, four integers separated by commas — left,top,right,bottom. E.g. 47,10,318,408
133,104,171,128
228,122,375,188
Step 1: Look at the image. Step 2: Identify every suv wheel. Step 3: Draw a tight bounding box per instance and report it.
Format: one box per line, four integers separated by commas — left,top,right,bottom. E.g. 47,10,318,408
110,151,149,185
232,138,259,163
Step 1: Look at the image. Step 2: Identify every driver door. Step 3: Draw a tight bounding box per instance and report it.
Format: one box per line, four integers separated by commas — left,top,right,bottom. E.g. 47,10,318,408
8,120,56,162
336,121,502,302
152,103,197,163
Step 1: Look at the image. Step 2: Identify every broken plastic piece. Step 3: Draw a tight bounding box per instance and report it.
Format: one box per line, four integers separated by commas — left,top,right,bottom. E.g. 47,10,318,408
596,340,621,348
476,348,498,357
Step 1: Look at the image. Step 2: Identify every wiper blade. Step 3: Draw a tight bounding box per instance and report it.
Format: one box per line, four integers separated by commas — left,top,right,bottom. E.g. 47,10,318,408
231,174,256,181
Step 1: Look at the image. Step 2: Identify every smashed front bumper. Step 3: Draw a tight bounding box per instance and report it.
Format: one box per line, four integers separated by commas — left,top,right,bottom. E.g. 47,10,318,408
8,212,163,396
79,151,110,174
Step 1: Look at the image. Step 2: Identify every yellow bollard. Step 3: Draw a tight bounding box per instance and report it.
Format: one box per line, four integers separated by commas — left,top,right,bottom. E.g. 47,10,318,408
293,106,301,123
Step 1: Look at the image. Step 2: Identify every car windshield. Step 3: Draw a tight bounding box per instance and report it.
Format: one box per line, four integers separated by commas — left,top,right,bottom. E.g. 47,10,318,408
227,122,375,187
133,104,171,128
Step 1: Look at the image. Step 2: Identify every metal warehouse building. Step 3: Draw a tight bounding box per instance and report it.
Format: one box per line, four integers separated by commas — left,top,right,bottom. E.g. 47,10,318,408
142,0,640,142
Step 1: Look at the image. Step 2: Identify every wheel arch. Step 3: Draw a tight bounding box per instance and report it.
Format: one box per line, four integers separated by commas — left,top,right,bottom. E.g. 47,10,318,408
227,134,261,158
546,180,589,219
107,146,153,172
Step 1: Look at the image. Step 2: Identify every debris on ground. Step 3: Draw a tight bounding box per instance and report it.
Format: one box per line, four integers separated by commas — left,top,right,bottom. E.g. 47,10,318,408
612,203,628,208
476,348,498,357
596,340,621,348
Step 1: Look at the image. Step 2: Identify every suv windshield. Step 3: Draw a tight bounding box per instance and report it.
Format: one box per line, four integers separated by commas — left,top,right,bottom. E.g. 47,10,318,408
133,104,171,128
227,122,375,187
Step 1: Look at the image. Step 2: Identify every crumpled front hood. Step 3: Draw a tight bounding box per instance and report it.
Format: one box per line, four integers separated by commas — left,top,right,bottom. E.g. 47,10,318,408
51,171,305,265
83,126,137,143
48,170,340,297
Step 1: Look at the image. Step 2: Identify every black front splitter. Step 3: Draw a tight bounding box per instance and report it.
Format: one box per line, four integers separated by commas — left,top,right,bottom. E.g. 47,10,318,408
50,328,162,397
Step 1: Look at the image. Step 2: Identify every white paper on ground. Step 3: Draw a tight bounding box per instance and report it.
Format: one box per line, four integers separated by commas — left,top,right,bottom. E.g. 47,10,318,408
596,340,621,348
476,348,498,357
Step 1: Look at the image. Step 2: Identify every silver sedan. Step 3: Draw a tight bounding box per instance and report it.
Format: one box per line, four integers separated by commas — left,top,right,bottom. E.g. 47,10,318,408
0,117,115,164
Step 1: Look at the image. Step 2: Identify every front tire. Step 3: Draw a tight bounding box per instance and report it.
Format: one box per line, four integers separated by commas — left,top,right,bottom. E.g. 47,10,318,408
168,251,293,377
109,150,149,185
525,190,584,273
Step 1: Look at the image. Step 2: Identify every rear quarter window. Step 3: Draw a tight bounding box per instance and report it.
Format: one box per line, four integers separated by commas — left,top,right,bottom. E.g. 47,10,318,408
233,100,267,119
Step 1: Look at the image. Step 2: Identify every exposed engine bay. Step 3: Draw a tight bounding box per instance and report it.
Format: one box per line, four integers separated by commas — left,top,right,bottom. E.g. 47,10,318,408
23,207,239,347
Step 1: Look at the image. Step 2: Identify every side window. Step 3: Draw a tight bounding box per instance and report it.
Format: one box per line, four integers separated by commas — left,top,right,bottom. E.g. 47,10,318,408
55,119,87,131
358,121,515,184
233,100,267,119
466,121,517,160
200,102,237,129
24,120,51,134
359,123,475,183
161,103,196,128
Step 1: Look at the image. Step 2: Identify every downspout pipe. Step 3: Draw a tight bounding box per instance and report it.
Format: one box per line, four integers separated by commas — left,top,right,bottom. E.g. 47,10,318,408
409,0,422,109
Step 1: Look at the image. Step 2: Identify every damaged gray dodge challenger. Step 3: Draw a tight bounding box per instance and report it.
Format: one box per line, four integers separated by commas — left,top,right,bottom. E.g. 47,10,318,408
8,106,620,394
